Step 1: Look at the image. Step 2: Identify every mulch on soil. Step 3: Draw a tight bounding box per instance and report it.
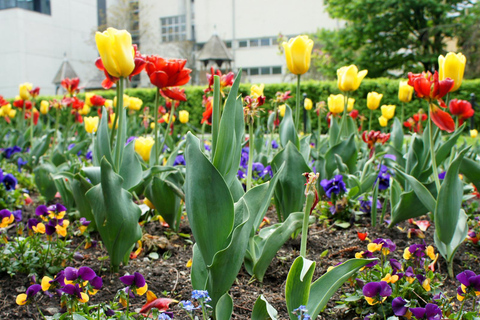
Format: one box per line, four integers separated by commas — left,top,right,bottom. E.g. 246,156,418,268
2,205,480,319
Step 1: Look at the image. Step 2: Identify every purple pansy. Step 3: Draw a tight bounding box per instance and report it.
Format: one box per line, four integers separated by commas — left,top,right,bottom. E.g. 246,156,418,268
320,175,347,198
120,272,146,288
173,155,186,166
392,297,408,316
2,173,17,191
362,281,392,299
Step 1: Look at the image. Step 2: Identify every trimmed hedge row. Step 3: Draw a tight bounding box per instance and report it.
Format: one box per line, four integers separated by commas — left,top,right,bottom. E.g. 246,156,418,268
39,78,480,132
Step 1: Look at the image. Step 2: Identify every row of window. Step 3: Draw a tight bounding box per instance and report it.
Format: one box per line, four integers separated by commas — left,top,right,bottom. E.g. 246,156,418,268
238,37,278,48
244,66,282,76
160,15,187,42
0,0,50,14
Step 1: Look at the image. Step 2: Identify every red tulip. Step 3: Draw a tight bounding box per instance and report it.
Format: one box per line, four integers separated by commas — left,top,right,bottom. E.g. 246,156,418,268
449,99,474,126
61,78,80,95
201,96,213,125
13,99,32,110
407,71,455,132
29,87,40,98
145,55,191,101
140,294,176,314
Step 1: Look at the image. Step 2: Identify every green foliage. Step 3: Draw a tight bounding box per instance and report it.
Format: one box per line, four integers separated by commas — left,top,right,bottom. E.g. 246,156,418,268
315,0,472,77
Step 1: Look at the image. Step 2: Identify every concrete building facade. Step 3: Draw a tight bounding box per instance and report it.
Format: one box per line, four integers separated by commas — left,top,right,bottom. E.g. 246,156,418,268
0,0,99,98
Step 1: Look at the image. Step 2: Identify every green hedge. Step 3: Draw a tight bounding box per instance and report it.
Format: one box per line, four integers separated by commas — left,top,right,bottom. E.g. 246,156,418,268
34,78,480,132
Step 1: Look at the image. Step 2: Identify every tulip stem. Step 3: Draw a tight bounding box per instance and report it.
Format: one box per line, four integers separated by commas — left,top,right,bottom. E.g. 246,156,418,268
153,89,160,166
428,104,441,192
294,74,301,132
401,102,405,126
114,77,125,172
29,100,34,149
337,92,349,144
157,103,175,161
246,122,254,191
368,109,372,132
110,83,121,150
300,191,314,258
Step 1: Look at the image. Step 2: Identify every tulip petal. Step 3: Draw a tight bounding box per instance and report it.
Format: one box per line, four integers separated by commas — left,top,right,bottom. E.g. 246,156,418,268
430,104,455,133
161,87,187,101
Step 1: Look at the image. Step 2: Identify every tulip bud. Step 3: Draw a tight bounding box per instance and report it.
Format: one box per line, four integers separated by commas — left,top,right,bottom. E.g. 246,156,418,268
282,35,314,75
367,92,383,110
398,81,413,103
471,129,478,138
381,105,396,120
108,113,118,129
278,104,286,117
134,136,155,161
128,97,143,111
95,27,135,78
327,94,345,114
105,99,113,108
379,116,389,127
438,52,466,92
85,92,95,107
19,83,33,100
39,100,49,115
84,116,99,133
8,109,16,118
304,98,313,111
179,110,189,123
347,98,355,112
337,65,368,92
250,84,265,99
162,113,176,123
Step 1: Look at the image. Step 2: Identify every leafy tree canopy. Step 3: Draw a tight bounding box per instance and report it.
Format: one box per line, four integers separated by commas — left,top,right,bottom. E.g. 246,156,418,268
313,0,476,78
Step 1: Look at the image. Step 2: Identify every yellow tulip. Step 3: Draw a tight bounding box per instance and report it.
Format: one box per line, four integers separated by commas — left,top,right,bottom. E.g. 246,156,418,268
105,99,113,108
337,65,368,92
39,100,49,115
367,92,383,110
347,98,355,112
108,113,118,129
85,92,95,107
144,198,155,210
1,103,12,115
150,122,155,130
304,98,313,111
470,129,478,138
162,113,176,123
438,52,466,92
381,105,396,120
327,94,345,114
0,109,3,117
179,110,189,123
84,116,99,133
278,104,286,117
250,84,265,99
128,97,143,111
398,81,413,103
282,35,314,75
95,27,135,78
134,137,155,161
113,95,130,108
79,105,91,115
379,115,389,127
19,83,32,100
8,109,16,118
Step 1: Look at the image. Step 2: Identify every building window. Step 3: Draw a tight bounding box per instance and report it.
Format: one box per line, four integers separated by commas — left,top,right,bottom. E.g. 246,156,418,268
260,38,270,46
160,15,186,42
236,36,279,48
239,40,248,48
246,66,282,76
0,0,51,14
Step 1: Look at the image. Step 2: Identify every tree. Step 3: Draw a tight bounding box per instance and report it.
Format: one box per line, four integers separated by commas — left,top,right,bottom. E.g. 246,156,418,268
314,0,475,78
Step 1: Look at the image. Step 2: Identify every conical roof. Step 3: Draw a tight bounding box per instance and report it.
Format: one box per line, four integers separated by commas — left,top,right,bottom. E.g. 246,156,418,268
197,34,233,65
52,57,78,84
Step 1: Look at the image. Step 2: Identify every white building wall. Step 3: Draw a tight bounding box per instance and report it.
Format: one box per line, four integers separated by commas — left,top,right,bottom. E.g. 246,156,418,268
0,0,98,98
138,0,340,85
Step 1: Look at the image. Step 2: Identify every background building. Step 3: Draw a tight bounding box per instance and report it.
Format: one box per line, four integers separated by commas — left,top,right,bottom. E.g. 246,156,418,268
0,0,101,98
137,0,341,85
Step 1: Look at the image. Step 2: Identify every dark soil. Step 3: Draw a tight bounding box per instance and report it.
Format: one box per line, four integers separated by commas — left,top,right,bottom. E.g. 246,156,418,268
2,205,480,319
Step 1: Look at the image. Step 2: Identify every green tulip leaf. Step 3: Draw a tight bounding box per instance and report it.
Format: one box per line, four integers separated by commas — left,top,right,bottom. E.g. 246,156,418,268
252,295,278,320
145,176,182,232
434,209,468,262
71,175,95,230
391,118,404,151
215,293,233,320
306,258,374,319
460,157,480,190
394,168,436,213
271,142,310,221
299,134,311,163
86,157,142,271
286,256,316,320
435,148,468,245
93,107,113,167
119,140,143,190
30,130,54,166
33,162,58,200
279,104,299,149
325,133,357,177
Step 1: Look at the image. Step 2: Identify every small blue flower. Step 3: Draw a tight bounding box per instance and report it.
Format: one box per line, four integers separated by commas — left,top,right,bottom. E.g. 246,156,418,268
237,170,246,179
126,136,136,145
271,140,279,149
17,157,28,172
173,155,186,166
67,143,76,151
377,165,391,190
3,146,21,159
158,313,172,320
192,290,211,302
180,300,197,312
86,150,93,161
261,165,273,179
320,175,347,198
438,172,446,180
204,144,211,151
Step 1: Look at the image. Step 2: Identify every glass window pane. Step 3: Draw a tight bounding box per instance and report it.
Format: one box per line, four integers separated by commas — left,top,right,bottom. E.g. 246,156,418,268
261,67,270,75
250,68,259,75
261,38,270,46
250,39,259,47
272,66,282,74
239,40,248,48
